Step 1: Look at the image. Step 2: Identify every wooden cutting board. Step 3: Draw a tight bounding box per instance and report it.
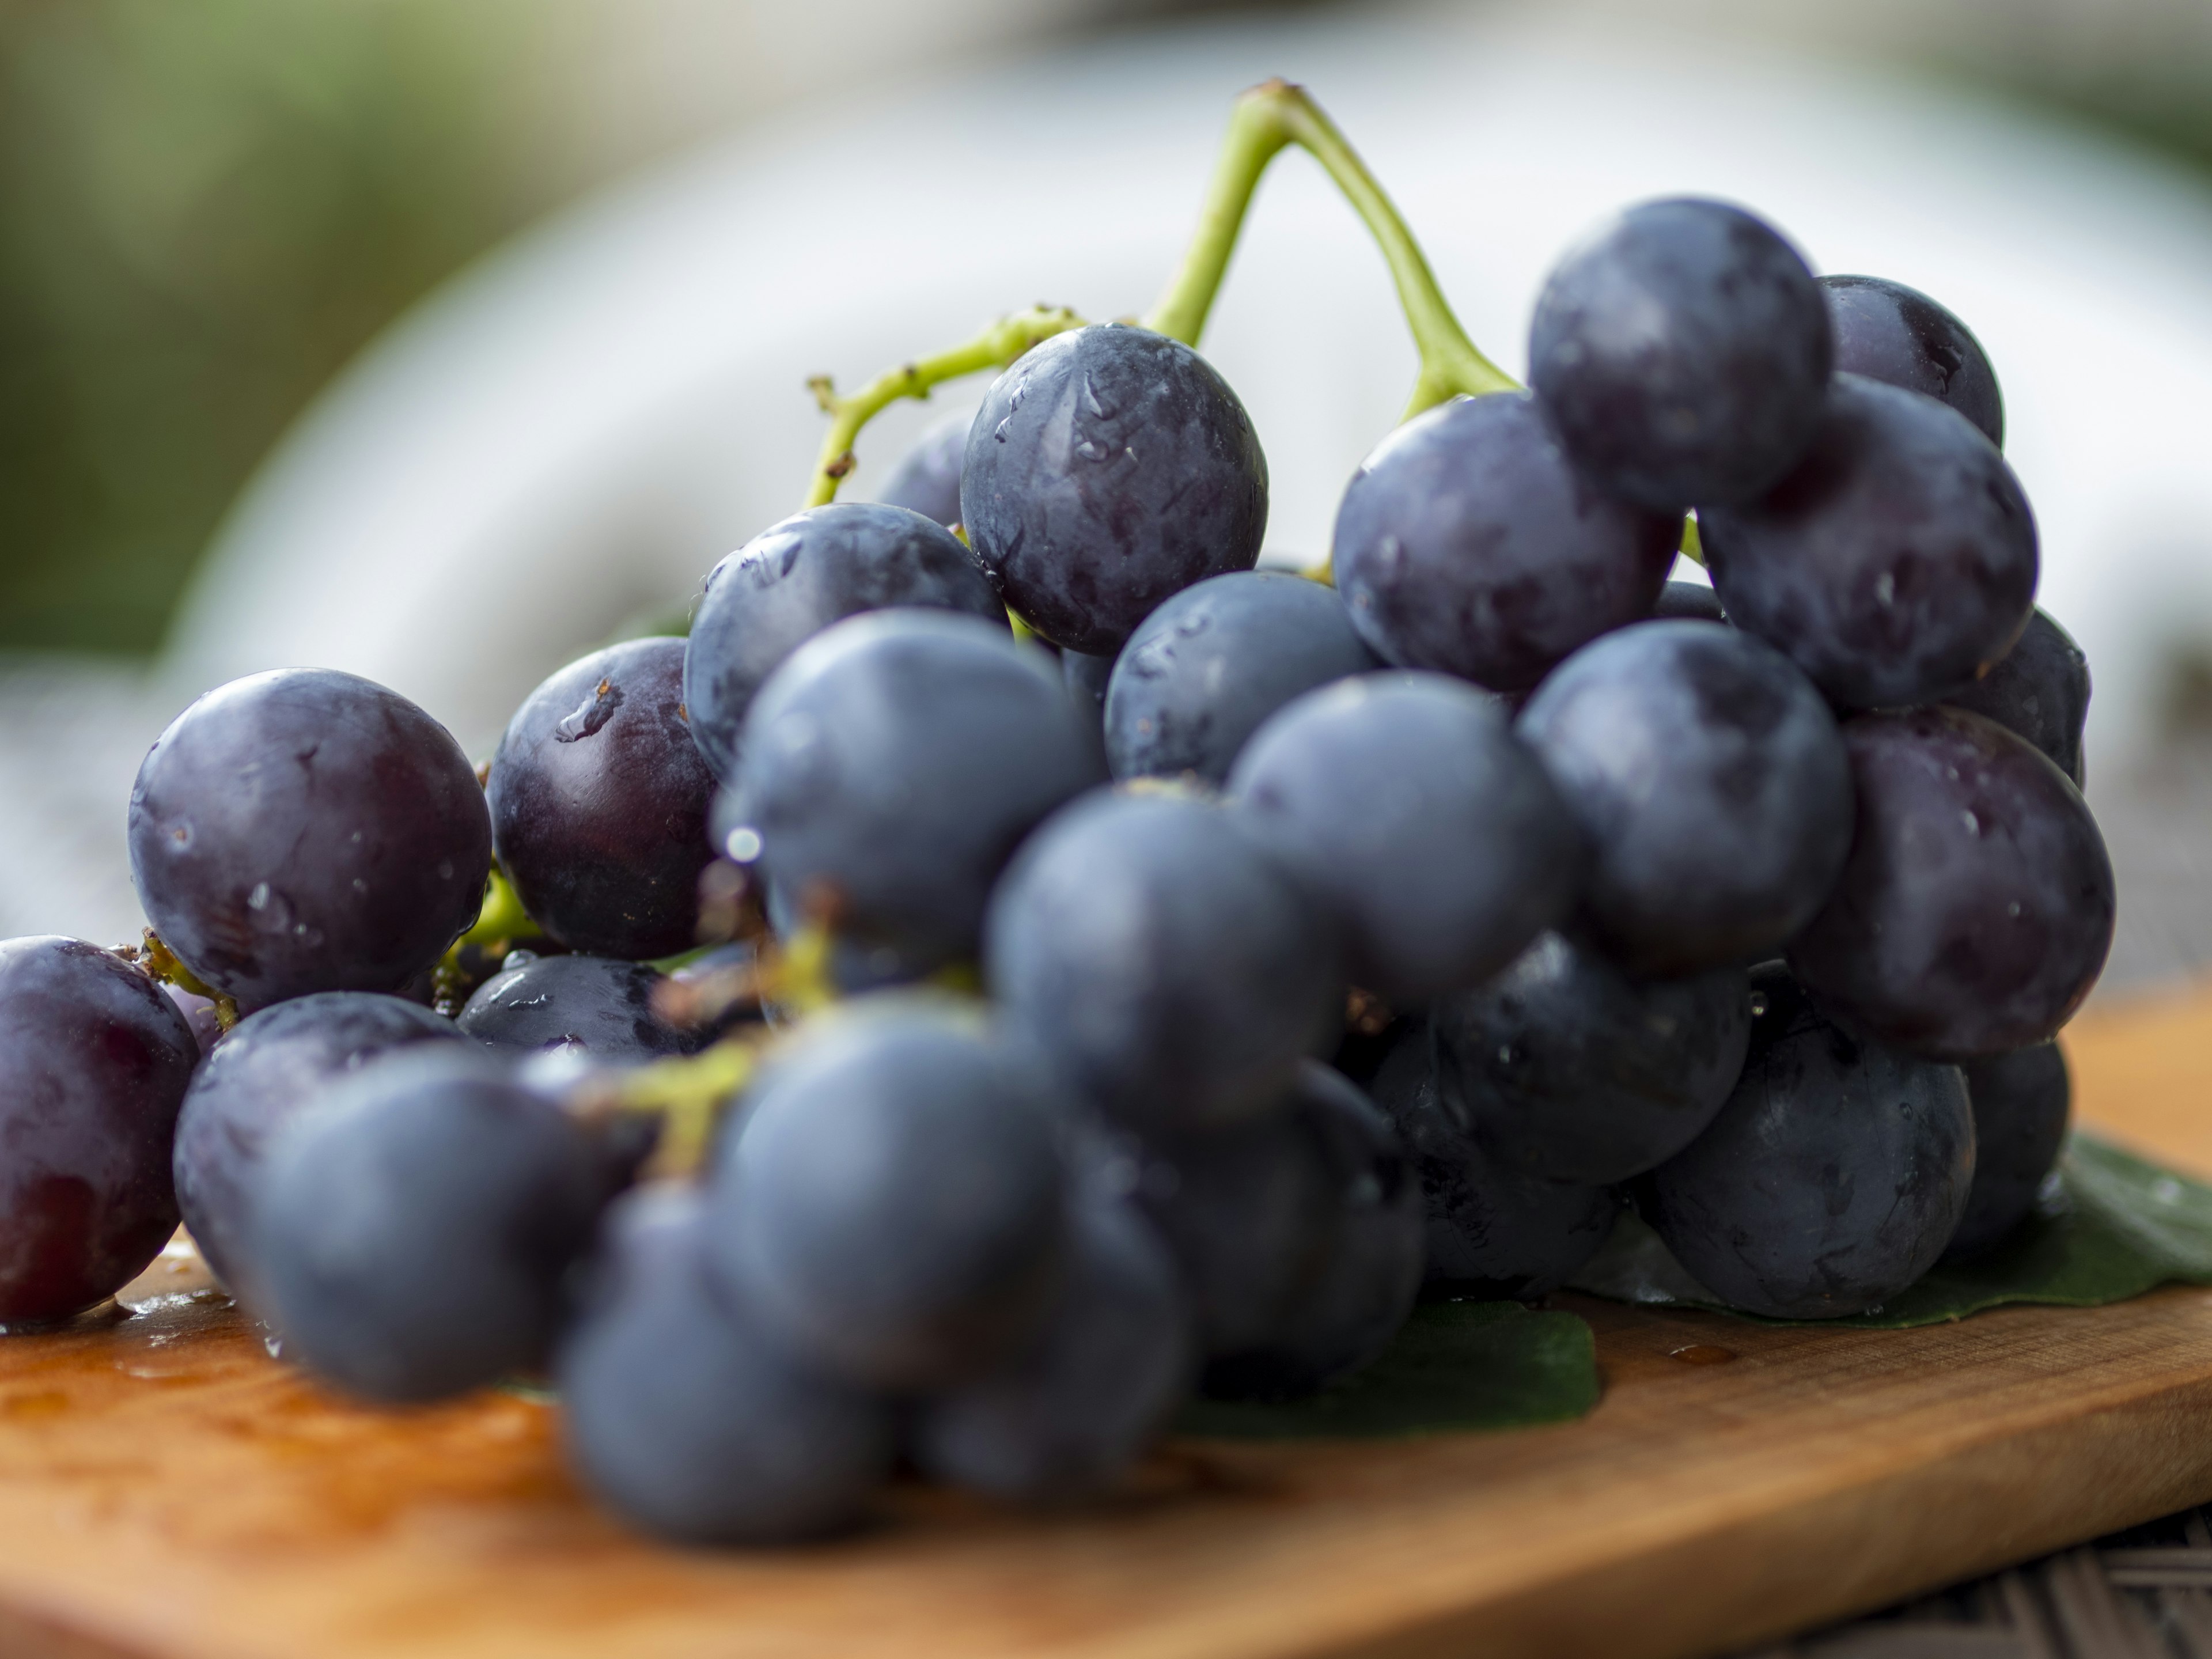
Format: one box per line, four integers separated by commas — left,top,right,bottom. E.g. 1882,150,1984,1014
6,987,2212,1659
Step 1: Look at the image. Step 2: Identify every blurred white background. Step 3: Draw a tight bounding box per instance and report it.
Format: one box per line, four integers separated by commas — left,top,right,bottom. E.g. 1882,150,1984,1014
7,0,2212,990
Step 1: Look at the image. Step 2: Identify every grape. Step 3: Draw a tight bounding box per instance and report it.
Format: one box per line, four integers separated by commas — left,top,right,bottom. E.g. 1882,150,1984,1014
873,411,973,529
1229,672,1580,1002
1653,580,1725,624
1946,1043,2070,1261
559,1185,894,1544
1787,707,2114,1059
1821,274,2003,448
1105,570,1377,785
1516,621,1853,976
0,937,196,1323
1332,392,1678,690
1528,198,1832,512
986,789,1342,1133
705,1000,1070,1392
1062,648,1114,728
161,984,223,1059
1202,1063,1423,1402
254,1046,607,1402
1431,931,1751,1185
1702,374,2039,710
1368,1022,1618,1297
912,1190,1191,1503
1123,1096,1339,1358
1642,967,1974,1318
733,610,1105,982
1948,607,2090,787
488,638,716,960
128,669,491,1010
961,324,1267,654
172,991,461,1309
457,953,709,1059
683,502,1006,785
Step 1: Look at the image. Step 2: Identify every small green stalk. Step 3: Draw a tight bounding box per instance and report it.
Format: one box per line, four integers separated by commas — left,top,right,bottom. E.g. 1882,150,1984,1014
1143,79,1517,419
804,305,1088,509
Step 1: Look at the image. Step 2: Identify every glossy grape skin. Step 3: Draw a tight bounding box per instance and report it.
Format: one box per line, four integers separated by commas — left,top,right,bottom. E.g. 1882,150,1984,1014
1949,608,2089,788
1517,621,1853,977
1821,274,2003,448
129,669,491,1011
683,502,1006,785
1528,198,1832,512
488,638,715,960
1229,672,1580,1003
1788,708,2114,1059
986,789,1342,1134
1063,648,1114,728
913,1191,1191,1503
1433,931,1751,1186
1105,570,1377,785
254,1047,607,1402
1642,968,1974,1319
457,955,706,1059
1203,1064,1423,1403
961,324,1267,654
1945,1043,2071,1261
733,610,1105,982
0,938,197,1323
1332,392,1679,690
1653,580,1725,624
559,1185,894,1545
1369,1024,1619,1297
1702,374,2038,710
172,991,461,1309
874,411,972,529
706,1002,1070,1393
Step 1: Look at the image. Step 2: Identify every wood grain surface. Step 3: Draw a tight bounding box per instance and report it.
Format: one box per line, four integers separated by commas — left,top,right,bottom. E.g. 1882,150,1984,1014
3,988,2211,1659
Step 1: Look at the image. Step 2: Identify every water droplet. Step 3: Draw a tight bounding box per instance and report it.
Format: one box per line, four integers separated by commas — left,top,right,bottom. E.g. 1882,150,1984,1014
262,1332,284,1360
726,826,763,862
247,882,270,911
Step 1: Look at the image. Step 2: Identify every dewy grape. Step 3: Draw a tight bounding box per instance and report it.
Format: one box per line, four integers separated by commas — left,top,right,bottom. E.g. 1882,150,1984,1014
5,78,2116,1547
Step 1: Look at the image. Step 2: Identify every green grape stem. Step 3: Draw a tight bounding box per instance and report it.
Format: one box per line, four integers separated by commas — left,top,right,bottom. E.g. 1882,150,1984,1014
803,305,1088,509
1143,79,1517,419
136,930,240,1032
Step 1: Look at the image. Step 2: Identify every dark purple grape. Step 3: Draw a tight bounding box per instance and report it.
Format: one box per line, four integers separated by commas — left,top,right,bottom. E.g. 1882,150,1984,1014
1948,607,2089,787
961,324,1267,654
1062,648,1114,728
1653,579,1725,623
457,954,707,1059
161,984,223,1058
488,638,715,960
0,938,196,1323
1702,374,2038,710
912,1190,1191,1503
706,1001,1070,1392
173,991,461,1309
1433,931,1751,1185
128,668,491,1010
1788,707,2113,1059
1105,570,1377,785
1945,1043,2070,1261
1202,1064,1423,1402
1528,198,1832,512
1368,1022,1618,1297
1517,621,1853,976
254,1046,607,1402
1821,274,2003,448
1642,967,1974,1318
1332,392,1678,691
682,502,1006,785
874,411,972,528
558,1185,894,1544
986,789,1342,1134
1229,672,1580,1003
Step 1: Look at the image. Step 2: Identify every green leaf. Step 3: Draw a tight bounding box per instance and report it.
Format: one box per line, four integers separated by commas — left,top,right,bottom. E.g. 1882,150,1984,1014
1571,1130,2212,1329
1173,1299,1599,1440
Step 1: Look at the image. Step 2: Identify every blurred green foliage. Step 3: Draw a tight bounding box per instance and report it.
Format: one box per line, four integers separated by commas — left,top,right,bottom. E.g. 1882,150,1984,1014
0,0,584,654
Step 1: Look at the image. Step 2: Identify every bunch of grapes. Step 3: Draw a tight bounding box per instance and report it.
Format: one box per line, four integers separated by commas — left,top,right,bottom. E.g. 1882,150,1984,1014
0,84,2107,1547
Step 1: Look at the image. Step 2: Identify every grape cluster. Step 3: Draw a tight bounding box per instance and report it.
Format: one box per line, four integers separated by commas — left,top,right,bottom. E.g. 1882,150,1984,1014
0,92,2113,1548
